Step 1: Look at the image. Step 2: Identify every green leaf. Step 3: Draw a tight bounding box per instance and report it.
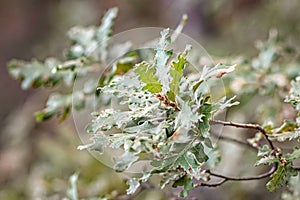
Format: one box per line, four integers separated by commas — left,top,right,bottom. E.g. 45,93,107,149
152,140,208,181
267,164,297,192
181,143,207,165
274,120,298,133
134,61,162,93
173,142,208,177
168,45,191,101
172,175,194,197
285,148,300,161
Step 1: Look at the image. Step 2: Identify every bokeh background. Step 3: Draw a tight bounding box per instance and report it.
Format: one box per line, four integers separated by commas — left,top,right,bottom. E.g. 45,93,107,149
1,0,300,199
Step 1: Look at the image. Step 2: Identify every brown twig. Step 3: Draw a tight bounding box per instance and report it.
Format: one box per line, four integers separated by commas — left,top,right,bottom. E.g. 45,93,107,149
210,119,275,151
193,119,280,188
196,165,277,188
294,167,300,171
210,130,259,150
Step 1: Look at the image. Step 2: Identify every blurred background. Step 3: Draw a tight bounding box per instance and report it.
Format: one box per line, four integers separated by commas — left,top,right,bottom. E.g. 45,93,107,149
1,0,300,199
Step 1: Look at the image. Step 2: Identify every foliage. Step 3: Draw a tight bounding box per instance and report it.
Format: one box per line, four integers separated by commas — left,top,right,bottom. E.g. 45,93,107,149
7,6,300,200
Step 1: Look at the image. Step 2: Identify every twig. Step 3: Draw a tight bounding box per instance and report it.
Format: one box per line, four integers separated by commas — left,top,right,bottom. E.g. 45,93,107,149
210,131,258,150
208,165,277,181
210,119,275,151
196,179,227,187
196,165,277,188
193,119,280,188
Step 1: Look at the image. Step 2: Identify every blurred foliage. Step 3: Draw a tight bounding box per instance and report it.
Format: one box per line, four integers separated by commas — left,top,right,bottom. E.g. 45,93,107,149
2,1,300,200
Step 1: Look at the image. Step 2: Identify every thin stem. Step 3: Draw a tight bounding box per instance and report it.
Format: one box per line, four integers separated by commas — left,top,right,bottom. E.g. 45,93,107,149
196,179,227,187
208,165,277,181
210,131,258,150
210,119,275,151
196,165,277,188
193,119,281,188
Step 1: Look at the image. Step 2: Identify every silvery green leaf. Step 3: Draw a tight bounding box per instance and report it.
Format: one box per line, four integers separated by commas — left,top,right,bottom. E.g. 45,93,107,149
126,172,151,195
109,134,133,149
113,151,139,172
126,178,140,194
124,121,155,134
286,148,300,161
215,96,240,111
66,7,118,61
66,173,79,200
96,7,118,62
89,134,109,153
175,102,198,130
154,29,172,94
255,156,278,166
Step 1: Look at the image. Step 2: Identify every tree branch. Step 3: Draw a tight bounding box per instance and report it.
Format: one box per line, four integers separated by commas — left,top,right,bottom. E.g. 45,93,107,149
196,179,227,187
210,119,275,151
194,119,281,188
210,130,259,150
294,167,300,171
196,165,277,188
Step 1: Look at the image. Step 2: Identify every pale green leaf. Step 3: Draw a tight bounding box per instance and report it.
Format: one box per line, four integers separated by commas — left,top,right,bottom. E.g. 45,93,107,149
168,45,191,101
286,148,300,161
126,178,140,194
175,102,198,130
113,152,139,172
134,61,162,93
66,173,79,200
